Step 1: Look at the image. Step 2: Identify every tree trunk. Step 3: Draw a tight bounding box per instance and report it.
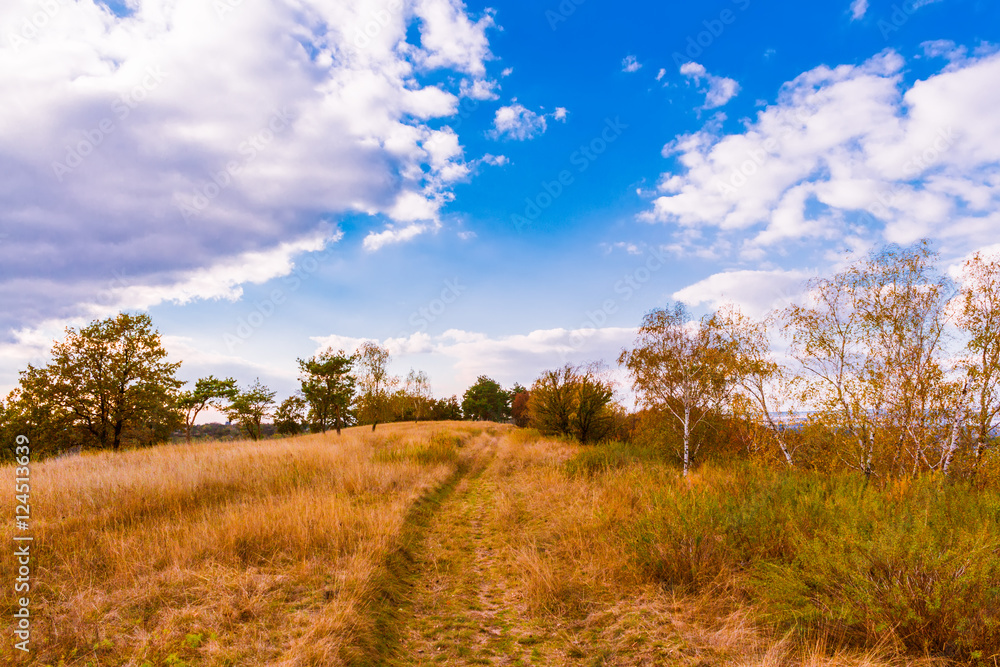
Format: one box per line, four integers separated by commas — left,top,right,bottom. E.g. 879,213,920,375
113,420,124,451
942,377,970,476
683,405,691,476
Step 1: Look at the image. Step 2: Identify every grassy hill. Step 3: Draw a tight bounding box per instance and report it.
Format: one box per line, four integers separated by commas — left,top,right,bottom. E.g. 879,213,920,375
3,423,997,665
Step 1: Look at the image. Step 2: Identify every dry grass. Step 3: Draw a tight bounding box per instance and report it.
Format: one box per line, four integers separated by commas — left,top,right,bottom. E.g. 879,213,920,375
480,431,953,666
0,421,481,666
0,423,969,666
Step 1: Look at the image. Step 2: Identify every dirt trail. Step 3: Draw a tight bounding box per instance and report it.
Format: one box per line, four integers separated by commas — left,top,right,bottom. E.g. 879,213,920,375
370,431,690,666
379,434,564,666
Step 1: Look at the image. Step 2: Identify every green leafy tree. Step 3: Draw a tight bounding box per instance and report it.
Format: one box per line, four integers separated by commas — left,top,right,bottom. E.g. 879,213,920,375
298,349,356,435
462,376,511,422
274,395,307,437
429,396,463,421
3,313,183,452
227,379,276,441
178,376,238,443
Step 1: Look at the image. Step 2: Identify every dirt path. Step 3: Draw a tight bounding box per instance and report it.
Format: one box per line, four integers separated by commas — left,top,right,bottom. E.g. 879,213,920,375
380,435,565,666
370,431,694,666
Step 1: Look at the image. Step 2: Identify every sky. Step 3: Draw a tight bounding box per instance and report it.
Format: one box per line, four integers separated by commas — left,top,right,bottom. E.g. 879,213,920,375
1,0,999,416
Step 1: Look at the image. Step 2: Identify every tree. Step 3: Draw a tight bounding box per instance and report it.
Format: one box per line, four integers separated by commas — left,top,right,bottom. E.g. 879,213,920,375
274,395,307,437
955,251,1000,475
714,306,797,467
4,313,183,452
571,365,615,443
619,303,736,475
528,366,577,436
356,342,396,431
784,242,953,477
405,369,433,422
429,396,463,421
462,376,511,422
298,349,356,435
227,379,276,441
511,388,531,428
178,375,238,443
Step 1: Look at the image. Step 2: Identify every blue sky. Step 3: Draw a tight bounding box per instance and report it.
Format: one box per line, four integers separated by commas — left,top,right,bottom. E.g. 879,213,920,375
1,0,999,410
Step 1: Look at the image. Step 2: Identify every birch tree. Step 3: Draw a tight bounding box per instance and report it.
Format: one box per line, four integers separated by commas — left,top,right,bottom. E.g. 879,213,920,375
714,306,797,467
619,304,736,475
955,252,1000,474
357,342,395,431
785,242,952,476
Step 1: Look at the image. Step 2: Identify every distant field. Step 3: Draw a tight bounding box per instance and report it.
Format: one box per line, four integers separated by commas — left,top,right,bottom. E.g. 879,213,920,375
3,423,996,665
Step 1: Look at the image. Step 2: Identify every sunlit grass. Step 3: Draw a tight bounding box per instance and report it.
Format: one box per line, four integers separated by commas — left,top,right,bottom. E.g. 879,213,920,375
0,421,480,666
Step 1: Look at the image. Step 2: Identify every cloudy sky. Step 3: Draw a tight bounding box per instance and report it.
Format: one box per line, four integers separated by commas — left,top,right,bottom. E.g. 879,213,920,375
2,0,999,409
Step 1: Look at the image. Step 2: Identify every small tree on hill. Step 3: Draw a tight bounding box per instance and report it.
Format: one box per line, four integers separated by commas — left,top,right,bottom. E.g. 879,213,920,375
528,364,614,442
3,313,183,452
178,375,238,443
620,303,737,475
298,349,356,435
462,376,511,422
356,342,396,431
227,379,276,441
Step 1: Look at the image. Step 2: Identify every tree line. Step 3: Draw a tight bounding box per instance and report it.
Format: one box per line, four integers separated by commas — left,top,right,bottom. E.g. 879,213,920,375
0,320,522,457
505,241,1000,482
2,240,998,483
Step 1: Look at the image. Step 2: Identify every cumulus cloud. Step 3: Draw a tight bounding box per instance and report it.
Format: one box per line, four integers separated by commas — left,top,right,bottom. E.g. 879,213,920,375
644,51,1000,260
622,55,642,73
0,0,499,333
679,62,740,108
850,0,869,20
674,269,811,317
488,101,566,141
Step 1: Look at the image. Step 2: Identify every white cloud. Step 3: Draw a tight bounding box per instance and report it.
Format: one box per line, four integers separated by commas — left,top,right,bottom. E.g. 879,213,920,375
363,223,431,252
921,39,970,66
674,269,811,317
656,68,666,81
850,0,869,20
459,77,499,100
501,67,513,77
0,0,499,333
480,153,509,166
644,51,1000,260
680,61,740,108
489,102,562,141
554,107,568,122
622,55,642,73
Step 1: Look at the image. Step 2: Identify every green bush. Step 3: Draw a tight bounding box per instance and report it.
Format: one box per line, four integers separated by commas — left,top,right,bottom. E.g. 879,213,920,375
620,465,1000,659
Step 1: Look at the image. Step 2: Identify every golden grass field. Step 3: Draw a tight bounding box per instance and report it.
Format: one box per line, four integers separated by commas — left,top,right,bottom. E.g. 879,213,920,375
1,423,955,666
